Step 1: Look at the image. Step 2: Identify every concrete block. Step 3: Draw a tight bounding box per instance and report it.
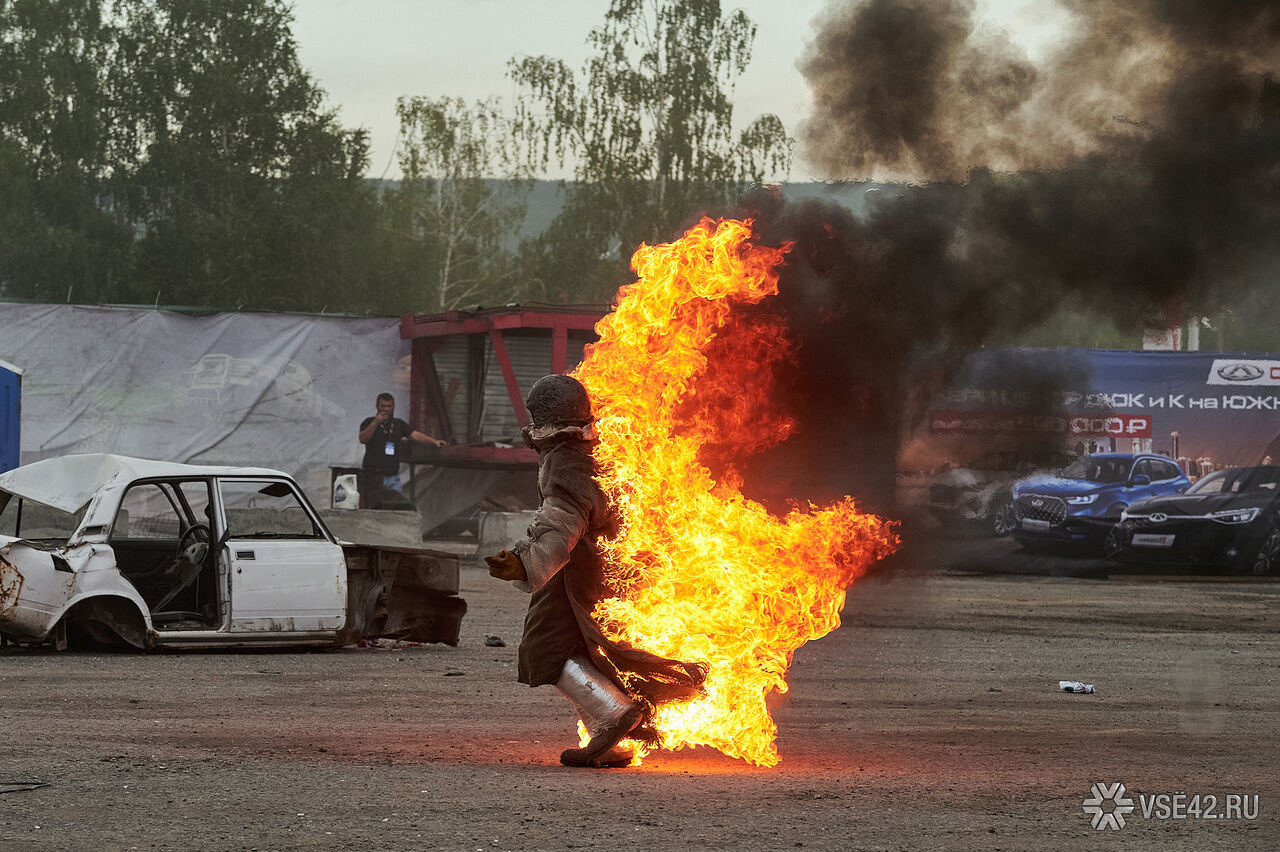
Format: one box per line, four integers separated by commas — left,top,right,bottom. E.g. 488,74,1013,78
476,511,538,566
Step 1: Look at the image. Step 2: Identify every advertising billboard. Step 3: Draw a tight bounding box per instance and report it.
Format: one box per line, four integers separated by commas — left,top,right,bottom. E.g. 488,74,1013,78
928,349,1280,471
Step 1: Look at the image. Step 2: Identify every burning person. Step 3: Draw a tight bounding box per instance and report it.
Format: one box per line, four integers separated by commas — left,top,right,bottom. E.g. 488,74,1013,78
484,374,707,768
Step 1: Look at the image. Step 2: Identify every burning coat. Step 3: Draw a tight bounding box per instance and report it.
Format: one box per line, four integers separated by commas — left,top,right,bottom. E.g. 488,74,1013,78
514,423,706,705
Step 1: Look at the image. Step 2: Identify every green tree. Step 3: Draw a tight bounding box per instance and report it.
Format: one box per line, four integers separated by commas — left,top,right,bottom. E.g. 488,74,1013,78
107,0,375,311
509,0,792,300
1,0,382,313
0,0,132,302
387,95,532,311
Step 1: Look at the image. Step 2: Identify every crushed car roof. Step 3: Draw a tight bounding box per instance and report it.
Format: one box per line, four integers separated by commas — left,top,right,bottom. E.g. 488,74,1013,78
0,453,285,514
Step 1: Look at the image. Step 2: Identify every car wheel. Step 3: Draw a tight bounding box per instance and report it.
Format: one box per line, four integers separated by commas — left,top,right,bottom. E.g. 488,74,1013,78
1251,527,1280,576
1103,523,1127,560
991,503,1016,538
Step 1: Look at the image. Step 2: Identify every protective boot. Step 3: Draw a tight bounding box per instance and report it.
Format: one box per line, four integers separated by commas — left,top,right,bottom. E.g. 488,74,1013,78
588,721,662,769
589,743,637,769
554,655,643,768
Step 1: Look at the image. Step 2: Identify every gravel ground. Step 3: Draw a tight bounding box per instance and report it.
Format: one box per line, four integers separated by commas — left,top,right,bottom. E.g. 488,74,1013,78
1,541,1276,851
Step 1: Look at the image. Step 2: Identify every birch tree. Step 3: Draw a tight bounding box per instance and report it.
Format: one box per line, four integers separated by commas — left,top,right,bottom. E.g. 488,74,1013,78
508,0,792,299
388,95,534,312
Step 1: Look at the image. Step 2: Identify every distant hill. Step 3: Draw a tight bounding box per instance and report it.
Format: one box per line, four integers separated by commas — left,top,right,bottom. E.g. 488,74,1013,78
374,179,899,247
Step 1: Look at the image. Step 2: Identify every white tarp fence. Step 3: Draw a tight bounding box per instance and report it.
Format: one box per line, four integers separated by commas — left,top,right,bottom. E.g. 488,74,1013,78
0,303,410,505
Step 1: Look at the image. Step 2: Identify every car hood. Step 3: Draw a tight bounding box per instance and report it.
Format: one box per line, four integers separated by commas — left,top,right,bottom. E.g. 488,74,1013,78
0,453,283,514
1013,475,1103,497
1128,490,1276,516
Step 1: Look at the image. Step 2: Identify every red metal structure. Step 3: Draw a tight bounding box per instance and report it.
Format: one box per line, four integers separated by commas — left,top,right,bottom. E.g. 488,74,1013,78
398,305,609,469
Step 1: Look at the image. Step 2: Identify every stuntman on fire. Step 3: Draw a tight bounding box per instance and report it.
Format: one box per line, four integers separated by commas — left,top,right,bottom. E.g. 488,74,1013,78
484,374,707,768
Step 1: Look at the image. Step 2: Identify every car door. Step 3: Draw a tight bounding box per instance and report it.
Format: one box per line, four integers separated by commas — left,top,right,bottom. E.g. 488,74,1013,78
216,477,346,634
1125,458,1151,503
108,478,214,620
1134,458,1172,503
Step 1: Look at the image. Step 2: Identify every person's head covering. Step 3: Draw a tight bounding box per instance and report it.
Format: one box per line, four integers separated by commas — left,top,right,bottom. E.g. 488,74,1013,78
525,374,592,428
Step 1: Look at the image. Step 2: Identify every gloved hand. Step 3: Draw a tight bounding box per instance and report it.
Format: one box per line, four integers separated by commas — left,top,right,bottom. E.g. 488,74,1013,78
484,549,527,582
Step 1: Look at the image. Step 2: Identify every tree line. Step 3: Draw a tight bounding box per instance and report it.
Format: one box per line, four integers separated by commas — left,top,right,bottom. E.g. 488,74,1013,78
0,0,790,315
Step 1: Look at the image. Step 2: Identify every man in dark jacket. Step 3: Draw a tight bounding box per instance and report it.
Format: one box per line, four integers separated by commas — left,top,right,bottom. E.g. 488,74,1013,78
485,374,706,768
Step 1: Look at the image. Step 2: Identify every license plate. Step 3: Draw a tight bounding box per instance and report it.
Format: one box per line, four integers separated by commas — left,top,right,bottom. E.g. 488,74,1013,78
1020,518,1051,530
1132,532,1175,548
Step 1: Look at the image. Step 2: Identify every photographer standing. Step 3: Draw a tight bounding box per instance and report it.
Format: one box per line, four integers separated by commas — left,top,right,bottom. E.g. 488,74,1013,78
357,392,445,495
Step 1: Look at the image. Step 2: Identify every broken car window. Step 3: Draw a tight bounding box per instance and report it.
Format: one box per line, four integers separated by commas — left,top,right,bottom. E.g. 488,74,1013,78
112,482,184,540
0,492,84,542
218,479,321,539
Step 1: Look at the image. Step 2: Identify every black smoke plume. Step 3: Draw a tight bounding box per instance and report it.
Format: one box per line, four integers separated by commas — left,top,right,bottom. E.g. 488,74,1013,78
728,1,1280,514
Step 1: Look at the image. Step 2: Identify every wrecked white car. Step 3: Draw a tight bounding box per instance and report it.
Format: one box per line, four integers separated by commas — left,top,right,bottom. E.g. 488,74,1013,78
0,454,464,650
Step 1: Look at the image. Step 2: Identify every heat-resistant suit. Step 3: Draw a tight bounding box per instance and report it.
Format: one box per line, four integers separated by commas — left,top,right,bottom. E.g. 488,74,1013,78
513,422,706,706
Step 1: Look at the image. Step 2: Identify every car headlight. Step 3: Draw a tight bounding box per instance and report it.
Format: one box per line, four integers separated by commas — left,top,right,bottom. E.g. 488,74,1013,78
1066,494,1097,505
1209,507,1260,524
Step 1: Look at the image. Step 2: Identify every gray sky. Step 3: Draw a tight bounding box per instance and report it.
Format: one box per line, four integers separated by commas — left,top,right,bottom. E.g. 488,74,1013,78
290,0,1066,180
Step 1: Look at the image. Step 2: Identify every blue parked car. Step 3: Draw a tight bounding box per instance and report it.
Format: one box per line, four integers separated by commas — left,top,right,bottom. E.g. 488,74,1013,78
1010,453,1191,551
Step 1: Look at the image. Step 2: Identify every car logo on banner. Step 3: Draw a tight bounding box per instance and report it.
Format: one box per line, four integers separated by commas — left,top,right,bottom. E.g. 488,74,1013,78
1217,363,1264,382
1207,359,1280,385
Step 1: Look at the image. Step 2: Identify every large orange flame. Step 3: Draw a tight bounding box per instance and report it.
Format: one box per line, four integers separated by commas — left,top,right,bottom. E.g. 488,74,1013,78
574,217,900,767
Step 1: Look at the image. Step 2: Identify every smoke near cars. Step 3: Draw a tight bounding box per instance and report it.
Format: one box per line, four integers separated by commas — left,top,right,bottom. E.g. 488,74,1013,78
722,1,1280,527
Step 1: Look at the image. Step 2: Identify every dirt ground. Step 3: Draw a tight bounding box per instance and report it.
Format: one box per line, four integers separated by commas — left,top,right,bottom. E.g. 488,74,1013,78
1,537,1277,851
